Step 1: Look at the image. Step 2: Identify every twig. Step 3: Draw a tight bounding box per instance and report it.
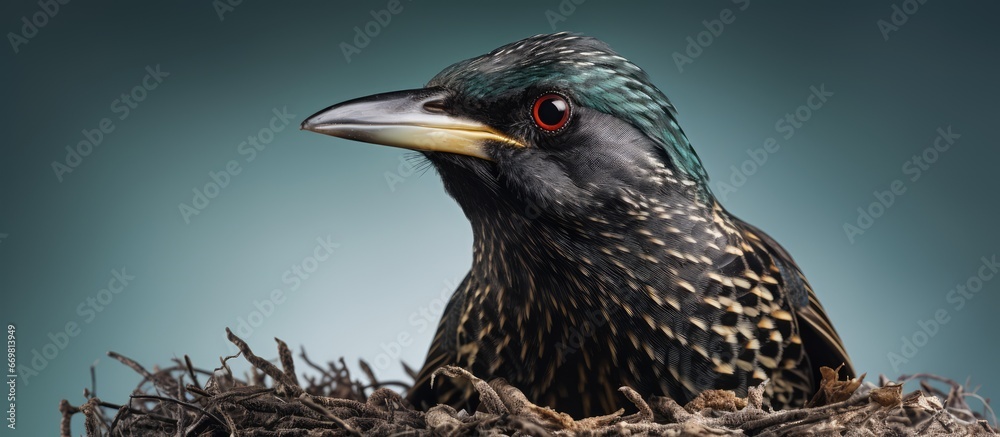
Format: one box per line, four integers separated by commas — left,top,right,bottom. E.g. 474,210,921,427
130,394,229,432
299,393,362,436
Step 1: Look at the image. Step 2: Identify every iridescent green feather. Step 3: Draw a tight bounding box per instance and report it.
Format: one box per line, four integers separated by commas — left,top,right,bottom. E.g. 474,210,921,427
428,32,711,187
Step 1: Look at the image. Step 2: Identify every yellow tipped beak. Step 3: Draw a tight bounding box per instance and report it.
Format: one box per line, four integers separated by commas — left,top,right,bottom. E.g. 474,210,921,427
300,87,523,160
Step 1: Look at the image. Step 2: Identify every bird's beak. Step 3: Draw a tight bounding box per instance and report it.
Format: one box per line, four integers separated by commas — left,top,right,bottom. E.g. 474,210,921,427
300,87,523,160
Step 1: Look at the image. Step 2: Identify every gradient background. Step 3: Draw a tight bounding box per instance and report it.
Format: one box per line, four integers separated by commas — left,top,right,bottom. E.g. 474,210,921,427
2,1,998,433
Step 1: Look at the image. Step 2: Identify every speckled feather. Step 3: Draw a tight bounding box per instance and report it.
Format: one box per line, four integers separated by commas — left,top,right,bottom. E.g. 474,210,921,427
406,33,853,419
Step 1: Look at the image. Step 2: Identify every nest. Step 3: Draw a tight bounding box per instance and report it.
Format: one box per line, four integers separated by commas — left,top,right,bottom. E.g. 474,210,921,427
60,328,997,436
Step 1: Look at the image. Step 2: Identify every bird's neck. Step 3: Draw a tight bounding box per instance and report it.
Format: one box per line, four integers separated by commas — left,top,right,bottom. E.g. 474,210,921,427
465,187,725,303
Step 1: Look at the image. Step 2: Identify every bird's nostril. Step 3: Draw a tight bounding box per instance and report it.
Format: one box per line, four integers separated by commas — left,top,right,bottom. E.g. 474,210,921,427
423,99,448,113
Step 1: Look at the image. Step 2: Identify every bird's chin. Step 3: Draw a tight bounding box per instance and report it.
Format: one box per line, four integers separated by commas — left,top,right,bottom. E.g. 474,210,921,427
423,150,496,174
420,152,507,212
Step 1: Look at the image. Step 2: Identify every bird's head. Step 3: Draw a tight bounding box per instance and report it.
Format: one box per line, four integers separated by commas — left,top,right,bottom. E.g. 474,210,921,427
303,32,711,223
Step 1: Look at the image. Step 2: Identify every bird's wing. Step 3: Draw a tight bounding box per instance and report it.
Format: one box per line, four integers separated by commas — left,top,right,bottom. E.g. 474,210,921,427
666,201,852,407
734,219,855,381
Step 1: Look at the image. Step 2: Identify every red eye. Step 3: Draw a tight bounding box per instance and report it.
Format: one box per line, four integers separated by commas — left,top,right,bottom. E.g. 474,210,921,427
532,93,571,132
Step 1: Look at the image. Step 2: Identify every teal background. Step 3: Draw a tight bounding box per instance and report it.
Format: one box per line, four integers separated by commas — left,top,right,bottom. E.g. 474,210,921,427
2,1,998,433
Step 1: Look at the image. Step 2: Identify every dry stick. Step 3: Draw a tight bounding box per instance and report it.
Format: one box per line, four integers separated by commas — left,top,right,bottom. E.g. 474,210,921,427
217,350,241,386
342,357,369,400
59,399,79,437
338,358,358,385
310,393,393,422
402,361,419,381
107,351,154,380
90,364,97,399
758,402,879,437
918,379,964,413
175,374,187,421
225,328,302,396
107,405,129,437
618,387,653,422
275,337,299,386
250,364,267,387
362,380,411,391
299,393,362,436
107,351,177,396
186,385,211,398
162,360,208,384
98,402,115,433
505,416,555,437
300,347,337,382
181,413,218,437
101,399,183,425
81,398,106,436
964,391,999,427
68,329,999,436
356,362,414,393
97,397,178,432
184,355,201,389
743,398,865,432
262,415,335,431
213,387,274,407
130,394,229,432
301,351,368,402
209,384,271,402
432,366,508,415
218,408,238,434
175,376,186,437
359,360,378,387
904,372,997,426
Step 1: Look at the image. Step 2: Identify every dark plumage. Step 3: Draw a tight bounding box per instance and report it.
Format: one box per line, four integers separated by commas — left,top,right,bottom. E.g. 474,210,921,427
302,32,853,419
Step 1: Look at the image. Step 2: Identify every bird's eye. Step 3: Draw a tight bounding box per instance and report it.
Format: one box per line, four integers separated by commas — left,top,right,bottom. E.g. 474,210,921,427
532,93,571,132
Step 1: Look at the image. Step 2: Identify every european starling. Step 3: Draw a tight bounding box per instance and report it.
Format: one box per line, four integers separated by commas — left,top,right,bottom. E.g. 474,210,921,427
302,32,853,418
